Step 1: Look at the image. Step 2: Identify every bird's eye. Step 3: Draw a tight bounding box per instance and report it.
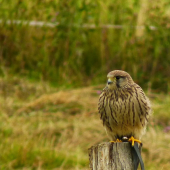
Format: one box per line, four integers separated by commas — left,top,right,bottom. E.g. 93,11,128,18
115,76,121,80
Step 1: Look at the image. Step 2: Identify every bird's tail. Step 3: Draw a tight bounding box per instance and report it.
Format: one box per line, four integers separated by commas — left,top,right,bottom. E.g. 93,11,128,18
131,142,145,170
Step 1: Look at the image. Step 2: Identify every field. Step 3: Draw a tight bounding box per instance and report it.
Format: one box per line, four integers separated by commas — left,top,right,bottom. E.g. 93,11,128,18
0,0,170,91
1,0,170,169
0,76,170,170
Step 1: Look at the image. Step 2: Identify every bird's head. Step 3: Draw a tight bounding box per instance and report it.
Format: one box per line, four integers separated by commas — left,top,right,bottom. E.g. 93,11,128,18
107,70,134,89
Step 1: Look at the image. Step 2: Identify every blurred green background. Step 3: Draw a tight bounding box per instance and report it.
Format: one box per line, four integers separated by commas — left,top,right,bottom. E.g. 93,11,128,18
1,0,170,170
0,0,170,91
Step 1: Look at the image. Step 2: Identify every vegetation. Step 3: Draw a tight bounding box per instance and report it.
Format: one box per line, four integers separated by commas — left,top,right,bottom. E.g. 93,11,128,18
0,0,170,169
0,76,170,169
0,0,170,91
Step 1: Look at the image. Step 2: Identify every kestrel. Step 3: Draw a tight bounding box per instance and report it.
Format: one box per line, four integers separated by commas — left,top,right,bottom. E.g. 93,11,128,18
98,70,151,145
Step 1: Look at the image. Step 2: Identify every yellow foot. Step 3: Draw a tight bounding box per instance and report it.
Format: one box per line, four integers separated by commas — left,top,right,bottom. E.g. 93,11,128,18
110,139,122,143
128,136,141,146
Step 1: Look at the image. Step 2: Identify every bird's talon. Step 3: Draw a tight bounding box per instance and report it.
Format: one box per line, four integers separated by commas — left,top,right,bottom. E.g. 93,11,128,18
110,139,122,143
128,136,141,146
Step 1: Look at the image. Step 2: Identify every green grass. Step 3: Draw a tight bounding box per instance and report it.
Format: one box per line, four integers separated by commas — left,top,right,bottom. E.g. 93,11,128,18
0,1,170,168
0,0,170,91
0,76,170,169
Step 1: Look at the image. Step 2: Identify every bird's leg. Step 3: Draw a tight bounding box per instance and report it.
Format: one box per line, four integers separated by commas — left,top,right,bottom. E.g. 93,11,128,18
128,136,142,146
110,139,122,143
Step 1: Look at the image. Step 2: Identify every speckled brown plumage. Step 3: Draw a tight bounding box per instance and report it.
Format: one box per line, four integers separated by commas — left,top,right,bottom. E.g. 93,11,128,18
98,70,151,141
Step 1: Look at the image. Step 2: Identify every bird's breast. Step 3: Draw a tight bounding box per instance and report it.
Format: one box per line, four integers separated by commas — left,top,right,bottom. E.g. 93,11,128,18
104,92,142,128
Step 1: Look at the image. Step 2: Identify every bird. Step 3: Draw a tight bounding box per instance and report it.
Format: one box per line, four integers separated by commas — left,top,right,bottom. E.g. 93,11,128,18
98,70,151,146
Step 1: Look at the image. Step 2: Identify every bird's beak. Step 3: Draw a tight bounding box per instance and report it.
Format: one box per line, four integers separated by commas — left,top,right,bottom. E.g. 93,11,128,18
107,78,113,85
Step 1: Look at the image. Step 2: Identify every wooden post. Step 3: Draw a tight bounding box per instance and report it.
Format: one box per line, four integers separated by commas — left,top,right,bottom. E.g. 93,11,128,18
88,142,134,170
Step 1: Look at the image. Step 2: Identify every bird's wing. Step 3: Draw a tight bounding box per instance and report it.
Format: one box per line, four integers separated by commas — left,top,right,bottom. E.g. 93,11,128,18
133,84,151,125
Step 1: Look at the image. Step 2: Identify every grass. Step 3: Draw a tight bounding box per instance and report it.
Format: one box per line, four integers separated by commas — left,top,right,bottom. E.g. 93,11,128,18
0,0,170,90
0,1,170,169
0,75,170,169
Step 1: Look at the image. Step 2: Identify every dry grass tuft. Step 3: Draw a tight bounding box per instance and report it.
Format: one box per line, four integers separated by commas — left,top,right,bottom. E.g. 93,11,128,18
17,87,99,114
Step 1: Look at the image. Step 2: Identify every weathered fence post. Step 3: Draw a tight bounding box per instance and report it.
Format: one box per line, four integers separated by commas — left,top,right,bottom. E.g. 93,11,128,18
88,142,134,170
